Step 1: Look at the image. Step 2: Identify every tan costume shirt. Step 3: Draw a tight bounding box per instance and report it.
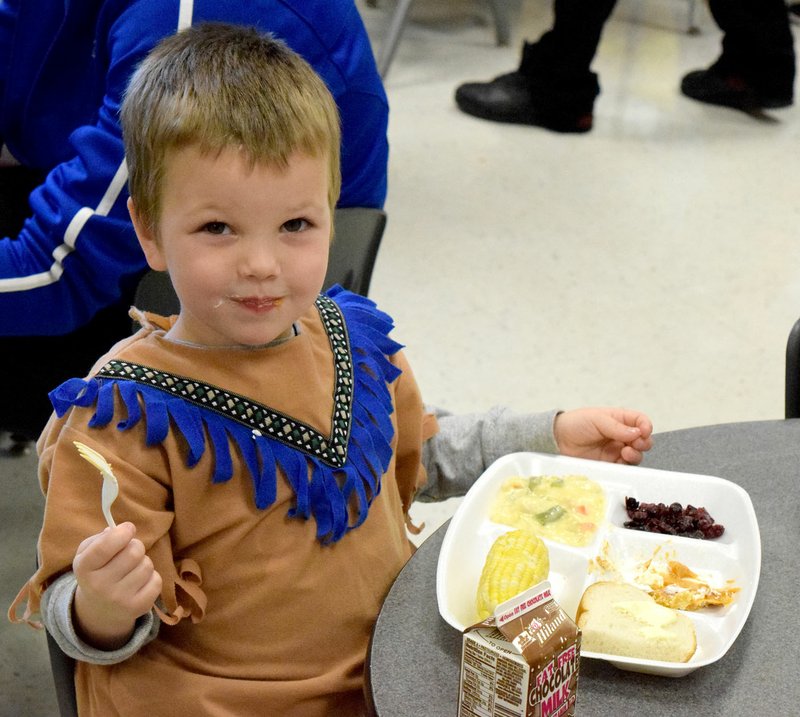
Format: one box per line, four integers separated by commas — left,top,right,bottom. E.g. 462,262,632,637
12,290,436,716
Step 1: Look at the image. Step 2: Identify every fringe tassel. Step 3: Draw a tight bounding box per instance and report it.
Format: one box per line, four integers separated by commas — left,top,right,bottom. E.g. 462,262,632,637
46,288,402,544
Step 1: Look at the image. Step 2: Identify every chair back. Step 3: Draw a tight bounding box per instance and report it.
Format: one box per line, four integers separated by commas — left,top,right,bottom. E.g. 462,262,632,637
35,553,77,717
785,316,800,418
326,206,387,296
133,206,387,317
46,629,78,717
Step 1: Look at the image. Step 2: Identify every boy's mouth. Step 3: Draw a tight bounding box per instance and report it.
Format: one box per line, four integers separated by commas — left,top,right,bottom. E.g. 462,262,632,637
233,296,284,312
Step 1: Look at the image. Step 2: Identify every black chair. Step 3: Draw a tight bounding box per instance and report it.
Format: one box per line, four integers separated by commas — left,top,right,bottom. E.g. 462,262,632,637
785,315,800,418
133,206,387,317
42,207,387,716
46,628,78,717
326,206,386,297
35,553,78,717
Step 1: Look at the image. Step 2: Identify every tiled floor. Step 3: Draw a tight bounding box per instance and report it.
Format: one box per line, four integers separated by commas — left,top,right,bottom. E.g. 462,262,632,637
2,2,798,713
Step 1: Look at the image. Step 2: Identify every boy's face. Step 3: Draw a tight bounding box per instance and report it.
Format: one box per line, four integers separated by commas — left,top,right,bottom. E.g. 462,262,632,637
130,144,331,348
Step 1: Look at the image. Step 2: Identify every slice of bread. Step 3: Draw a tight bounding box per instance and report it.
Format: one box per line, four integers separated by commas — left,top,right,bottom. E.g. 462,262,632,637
576,581,697,663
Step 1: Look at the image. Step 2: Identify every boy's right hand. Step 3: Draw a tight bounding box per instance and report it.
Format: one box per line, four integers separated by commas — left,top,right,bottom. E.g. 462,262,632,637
72,522,162,651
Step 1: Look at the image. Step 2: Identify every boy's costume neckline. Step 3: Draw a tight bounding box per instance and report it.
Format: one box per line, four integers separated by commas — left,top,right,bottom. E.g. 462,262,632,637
96,294,353,469
49,287,404,544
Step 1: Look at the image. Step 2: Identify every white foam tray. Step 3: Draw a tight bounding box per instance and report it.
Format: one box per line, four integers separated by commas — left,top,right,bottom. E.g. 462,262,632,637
436,452,760,677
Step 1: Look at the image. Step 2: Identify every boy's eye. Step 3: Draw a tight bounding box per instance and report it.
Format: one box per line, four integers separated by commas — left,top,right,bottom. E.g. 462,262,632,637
203,221,230,235
282,218,309,233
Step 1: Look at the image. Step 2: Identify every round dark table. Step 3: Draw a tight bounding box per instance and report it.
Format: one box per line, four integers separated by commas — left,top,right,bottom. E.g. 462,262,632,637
366,420,800,715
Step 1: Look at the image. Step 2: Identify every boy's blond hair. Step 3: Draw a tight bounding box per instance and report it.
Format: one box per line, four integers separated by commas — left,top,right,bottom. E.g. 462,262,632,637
121,23,342,233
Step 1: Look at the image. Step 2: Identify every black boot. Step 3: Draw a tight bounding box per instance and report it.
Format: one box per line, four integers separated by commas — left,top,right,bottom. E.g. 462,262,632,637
687,0,795,113
681,64,793,112
455,41,599,134
455,71,593,133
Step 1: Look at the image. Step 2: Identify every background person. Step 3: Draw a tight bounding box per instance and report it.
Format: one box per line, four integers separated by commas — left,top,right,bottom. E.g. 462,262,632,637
454,0,795,132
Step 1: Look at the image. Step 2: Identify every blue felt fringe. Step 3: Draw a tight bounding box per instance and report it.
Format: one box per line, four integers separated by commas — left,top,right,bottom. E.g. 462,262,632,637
48,288,401,544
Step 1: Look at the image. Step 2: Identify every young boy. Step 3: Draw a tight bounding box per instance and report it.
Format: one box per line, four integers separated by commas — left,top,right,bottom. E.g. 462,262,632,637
10,24,651,715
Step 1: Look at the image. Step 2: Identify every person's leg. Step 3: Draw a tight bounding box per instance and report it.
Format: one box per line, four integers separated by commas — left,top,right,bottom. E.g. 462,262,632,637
681,0,795,111
0,167,140,444
0,294,138,441
0,166,46,447
522,0,620,76
454,0,618,132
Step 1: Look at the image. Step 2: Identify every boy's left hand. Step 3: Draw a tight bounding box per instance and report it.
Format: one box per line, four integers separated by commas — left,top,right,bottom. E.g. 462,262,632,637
553,407,653,465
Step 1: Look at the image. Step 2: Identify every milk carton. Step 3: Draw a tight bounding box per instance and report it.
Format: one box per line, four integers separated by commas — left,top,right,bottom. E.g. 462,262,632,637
458,582,581,717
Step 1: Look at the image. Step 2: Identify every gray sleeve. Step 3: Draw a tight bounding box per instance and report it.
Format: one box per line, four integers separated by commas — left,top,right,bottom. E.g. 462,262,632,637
40,572,160,665
418,406,561,501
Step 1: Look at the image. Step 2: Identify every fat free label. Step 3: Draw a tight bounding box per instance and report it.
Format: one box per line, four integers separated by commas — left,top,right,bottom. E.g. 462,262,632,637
530,644,579,717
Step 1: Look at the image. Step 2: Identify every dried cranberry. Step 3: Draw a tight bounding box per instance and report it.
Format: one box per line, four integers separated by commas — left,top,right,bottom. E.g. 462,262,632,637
623,496,725,540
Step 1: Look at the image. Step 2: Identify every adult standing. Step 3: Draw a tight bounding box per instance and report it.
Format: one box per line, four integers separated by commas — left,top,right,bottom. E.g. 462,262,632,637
454,0,795,132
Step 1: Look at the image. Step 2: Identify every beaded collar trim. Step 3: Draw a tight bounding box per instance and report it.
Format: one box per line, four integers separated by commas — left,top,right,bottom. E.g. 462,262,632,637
94,295,353,468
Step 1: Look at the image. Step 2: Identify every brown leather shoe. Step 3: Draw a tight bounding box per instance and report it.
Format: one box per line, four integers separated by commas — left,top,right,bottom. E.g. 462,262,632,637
455,72,593,133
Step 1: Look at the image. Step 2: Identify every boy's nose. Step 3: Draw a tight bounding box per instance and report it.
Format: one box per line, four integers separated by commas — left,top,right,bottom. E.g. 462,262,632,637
240,239,280,278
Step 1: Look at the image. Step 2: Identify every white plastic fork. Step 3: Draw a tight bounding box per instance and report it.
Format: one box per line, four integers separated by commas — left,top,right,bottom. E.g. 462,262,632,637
73,441,119,528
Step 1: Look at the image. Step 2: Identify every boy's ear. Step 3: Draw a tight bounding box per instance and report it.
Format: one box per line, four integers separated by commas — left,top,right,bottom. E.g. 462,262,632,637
128,197,167,271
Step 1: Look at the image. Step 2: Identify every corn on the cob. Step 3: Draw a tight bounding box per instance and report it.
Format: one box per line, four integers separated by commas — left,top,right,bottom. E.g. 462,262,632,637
476,529,550,619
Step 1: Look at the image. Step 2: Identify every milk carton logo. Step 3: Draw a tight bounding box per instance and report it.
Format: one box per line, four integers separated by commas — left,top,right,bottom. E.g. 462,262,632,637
530,644,579,717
